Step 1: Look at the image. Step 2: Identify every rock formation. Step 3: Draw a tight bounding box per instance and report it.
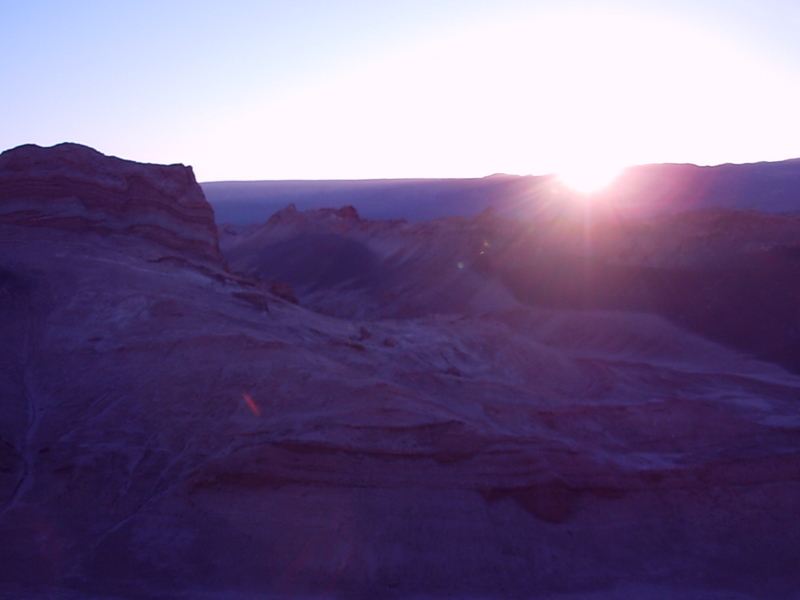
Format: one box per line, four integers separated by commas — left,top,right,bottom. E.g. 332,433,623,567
222,204,800,373
220,204,523,319
0,143,222,266
1,144,800,599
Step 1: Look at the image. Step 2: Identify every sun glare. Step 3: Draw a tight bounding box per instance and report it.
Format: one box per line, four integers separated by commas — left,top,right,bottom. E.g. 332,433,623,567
556,163,623,194
171,7,800,181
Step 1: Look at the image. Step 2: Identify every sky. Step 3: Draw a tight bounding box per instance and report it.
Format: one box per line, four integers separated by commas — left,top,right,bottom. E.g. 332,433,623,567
2,0,800,182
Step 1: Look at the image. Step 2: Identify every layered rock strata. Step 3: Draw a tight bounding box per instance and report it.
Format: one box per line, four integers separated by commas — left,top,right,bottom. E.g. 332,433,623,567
0,145,799,599
0,143,222,266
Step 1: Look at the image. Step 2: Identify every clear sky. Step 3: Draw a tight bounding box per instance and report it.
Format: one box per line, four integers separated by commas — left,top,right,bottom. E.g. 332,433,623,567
2,0,800,182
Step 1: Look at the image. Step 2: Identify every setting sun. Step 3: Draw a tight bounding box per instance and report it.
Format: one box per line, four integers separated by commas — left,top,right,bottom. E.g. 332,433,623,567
123,7,800,181
556,162,624,194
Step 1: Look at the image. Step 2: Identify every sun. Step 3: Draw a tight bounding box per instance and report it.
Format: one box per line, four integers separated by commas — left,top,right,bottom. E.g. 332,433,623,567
556,163,623,195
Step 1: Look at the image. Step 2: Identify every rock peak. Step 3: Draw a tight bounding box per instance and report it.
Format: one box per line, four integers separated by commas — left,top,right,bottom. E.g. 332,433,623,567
265,203,361,227
334,204,359,220
0,143,222,266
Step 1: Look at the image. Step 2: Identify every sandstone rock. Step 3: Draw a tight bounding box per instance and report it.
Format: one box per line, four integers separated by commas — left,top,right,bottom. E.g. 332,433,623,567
0,143,222,266
218,204,524,319
1,145,800,599
268,279,298,304
221,201,800,374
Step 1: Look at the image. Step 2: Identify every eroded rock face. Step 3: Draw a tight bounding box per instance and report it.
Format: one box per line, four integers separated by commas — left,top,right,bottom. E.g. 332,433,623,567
222,203,800,373
220,204,524,319
1,145,800,600
0,143,222,266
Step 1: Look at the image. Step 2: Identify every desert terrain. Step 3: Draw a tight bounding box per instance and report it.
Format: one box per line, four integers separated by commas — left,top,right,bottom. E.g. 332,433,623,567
1,144,799,599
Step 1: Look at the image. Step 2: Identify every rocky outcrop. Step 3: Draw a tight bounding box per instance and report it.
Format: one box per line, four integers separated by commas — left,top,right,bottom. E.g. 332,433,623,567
2,145,800,599
0,143,222,266
222,203,800,373
220,204,524,319
268,279,299,304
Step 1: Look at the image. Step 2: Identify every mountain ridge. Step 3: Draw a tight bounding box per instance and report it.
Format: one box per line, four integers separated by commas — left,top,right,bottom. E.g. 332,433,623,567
203,157,800,224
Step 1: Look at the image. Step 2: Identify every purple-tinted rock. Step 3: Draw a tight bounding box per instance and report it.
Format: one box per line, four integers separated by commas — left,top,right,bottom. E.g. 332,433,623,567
0,143,222,266
268,279,299,304
1,145,800,600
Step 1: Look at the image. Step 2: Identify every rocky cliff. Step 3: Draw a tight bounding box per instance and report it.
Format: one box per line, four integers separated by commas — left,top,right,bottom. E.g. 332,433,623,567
1,145,800,600
0,143,222,266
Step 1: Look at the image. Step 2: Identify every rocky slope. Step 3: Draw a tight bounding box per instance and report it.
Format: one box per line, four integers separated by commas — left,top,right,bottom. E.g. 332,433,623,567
219,204,523,319
221,203,800,374
1,144,800,599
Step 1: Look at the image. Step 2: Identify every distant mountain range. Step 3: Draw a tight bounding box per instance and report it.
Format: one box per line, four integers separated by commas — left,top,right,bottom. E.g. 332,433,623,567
203,158,800,224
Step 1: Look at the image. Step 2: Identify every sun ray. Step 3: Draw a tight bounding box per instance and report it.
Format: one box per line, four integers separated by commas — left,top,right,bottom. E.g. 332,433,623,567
556,163,623,195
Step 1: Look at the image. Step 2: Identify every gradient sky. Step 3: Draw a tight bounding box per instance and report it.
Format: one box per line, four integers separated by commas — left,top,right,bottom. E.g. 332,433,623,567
2,0,800,181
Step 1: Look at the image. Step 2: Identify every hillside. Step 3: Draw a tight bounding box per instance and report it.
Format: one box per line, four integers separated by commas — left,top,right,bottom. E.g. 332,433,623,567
1,144,799,599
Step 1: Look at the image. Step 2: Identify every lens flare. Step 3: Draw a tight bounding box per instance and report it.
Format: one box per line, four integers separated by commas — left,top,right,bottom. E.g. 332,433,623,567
242,392,261,416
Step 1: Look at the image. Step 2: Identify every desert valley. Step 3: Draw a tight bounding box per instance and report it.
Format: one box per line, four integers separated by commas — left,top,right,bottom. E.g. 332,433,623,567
1,143,800,599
